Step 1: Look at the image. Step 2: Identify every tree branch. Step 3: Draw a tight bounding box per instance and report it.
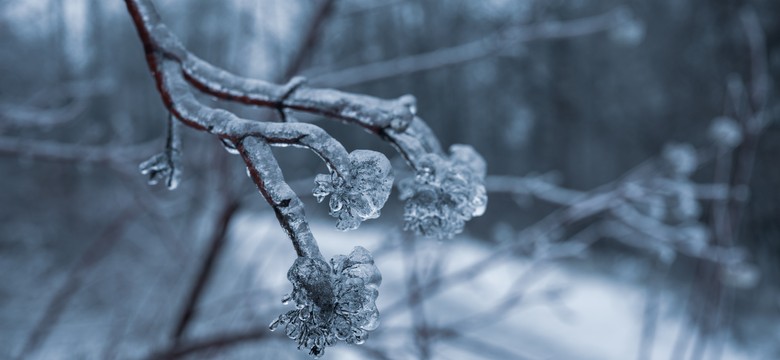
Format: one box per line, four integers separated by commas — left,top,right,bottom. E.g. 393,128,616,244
238,137,322,259
306,7,627,88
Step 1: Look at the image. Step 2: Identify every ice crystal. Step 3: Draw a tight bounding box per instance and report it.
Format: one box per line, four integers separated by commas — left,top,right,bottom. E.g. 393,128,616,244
270,247,382,357
313,150,394,231
138,150,181,190
398,144,488,239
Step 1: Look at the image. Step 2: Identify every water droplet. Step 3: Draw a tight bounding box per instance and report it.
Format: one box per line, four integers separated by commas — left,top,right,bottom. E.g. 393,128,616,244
281,293,291,305
299,307,312,320
269,317,281,331
471,185,487,216
220,138,239,154
360,309,380,331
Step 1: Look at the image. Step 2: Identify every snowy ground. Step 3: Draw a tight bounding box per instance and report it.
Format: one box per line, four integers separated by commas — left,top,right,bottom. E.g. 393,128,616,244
1,211,760,359
222,213,756,360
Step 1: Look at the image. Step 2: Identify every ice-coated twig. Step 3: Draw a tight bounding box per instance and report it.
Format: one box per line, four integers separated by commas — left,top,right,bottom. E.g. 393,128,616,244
276,76,308,122
124,0,450,167
139,114,182,189
157,55,352,172
125,0,415,132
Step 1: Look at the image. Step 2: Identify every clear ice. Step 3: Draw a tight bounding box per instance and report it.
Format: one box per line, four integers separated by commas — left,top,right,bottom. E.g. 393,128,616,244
269,247,382,357
398,144,488,239
138,150,181,190
313,150,394,231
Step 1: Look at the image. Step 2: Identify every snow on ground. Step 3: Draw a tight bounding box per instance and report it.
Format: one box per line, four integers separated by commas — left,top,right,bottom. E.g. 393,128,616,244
227,212,753,360
1,211,755,359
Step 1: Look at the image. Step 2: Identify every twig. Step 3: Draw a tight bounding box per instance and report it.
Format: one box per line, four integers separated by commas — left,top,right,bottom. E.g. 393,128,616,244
306,8,626,88
0,136,160,164
144,327,278,360
282,0,336,81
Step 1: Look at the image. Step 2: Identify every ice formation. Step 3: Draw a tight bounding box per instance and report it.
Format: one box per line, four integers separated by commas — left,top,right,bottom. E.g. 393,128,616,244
313,150,394,231
138,149,181,190
398,144,488,239
270,247,382,357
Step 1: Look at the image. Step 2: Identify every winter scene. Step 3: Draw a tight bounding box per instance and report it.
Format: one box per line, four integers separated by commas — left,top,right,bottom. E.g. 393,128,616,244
1,0,779,359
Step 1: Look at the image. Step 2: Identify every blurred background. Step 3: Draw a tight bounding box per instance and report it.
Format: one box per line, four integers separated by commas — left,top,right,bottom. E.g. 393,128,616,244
1,0,779,359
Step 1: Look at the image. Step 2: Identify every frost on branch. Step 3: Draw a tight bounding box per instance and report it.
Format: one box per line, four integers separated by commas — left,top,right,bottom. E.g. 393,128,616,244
313,150,394,231
270,247,381,357
399,144,488,239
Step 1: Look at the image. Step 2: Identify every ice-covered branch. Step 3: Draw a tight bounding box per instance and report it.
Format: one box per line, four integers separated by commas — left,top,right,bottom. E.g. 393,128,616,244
152,57,352,176
125,0,415,132
238,137,322,259
139,114,182,189
125,0,451,169
124,0,488,355
125,0,486,241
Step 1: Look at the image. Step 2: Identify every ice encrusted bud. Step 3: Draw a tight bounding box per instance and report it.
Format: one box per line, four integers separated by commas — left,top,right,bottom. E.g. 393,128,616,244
139,150,181,190
399,144,488,239
270,247,382,358
708,116,742,149
662,143,697,178
313,150,394,231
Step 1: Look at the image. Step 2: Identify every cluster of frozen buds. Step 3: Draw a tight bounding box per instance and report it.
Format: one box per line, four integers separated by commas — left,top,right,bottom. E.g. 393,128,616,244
398,144,488,239
270,247,382,358
618,142,711,257
313,150,394,231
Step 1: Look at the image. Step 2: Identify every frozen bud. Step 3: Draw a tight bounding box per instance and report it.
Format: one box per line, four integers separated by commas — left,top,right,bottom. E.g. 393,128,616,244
139,150,182,190
662,143,697,178
708,116,742,148
271,247,382,357
399,94,417,116
400,146,488,239
449,144,487,179
313,150,394,231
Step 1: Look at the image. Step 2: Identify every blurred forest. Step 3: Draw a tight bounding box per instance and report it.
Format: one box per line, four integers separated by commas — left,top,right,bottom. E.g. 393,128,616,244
1,0,779,359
